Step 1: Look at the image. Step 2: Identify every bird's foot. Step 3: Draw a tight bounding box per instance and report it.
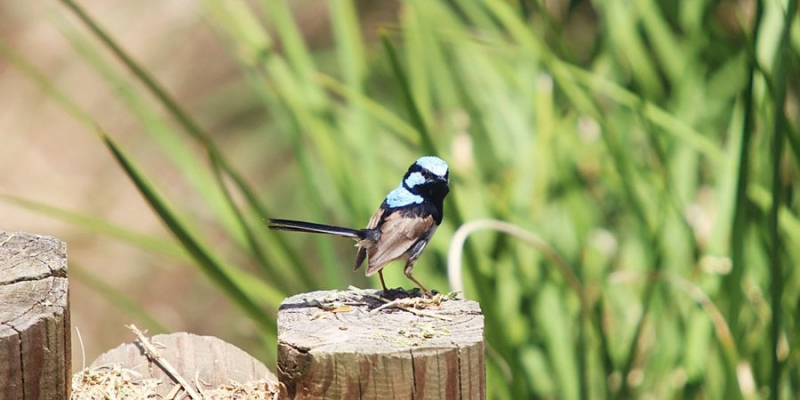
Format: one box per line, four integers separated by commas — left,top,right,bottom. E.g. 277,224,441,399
380,286,436,300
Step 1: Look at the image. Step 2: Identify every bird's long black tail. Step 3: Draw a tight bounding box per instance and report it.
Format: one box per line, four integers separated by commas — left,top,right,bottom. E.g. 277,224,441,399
267,218,365,239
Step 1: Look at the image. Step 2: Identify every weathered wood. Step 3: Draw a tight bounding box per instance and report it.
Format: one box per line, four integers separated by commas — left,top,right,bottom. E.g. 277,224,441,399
90,332,279,397
278,290,485,400
0,231,70,400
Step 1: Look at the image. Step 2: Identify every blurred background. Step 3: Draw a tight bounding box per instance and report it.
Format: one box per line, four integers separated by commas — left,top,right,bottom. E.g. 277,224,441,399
1,0,798,398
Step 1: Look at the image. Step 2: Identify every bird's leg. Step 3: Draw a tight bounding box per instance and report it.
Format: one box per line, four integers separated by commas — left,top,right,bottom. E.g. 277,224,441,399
378,270,389,295
404,260,432,297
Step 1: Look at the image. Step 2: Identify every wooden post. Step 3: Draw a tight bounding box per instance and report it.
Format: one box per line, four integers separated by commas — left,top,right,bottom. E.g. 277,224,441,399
86,331,279,397
0,231,70,400
277,290,485,400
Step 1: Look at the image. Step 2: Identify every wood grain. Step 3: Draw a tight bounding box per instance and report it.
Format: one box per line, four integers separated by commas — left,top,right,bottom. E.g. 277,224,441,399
277,290,485,400
91,332,278,396
0,231,70,400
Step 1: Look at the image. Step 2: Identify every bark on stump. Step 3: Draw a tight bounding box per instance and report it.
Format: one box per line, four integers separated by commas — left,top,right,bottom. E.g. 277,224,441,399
0,231,70,400
278,290,485,400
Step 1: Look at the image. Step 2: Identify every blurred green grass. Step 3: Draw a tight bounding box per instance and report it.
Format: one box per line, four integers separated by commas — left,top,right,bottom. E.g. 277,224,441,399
2,0,799,398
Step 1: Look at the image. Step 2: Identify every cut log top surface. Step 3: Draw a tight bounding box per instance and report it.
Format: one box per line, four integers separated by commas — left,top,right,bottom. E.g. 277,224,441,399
278,289,484,353
0,230,67,289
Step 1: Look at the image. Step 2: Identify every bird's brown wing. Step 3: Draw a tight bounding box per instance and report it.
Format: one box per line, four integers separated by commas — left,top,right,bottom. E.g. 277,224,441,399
365,212,434,276
365,207,384,230
354,207,385,270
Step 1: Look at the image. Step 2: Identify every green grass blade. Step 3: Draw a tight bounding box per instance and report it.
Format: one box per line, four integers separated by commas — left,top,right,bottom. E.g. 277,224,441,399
53,12,245,240
316,74,418,147
208,155,297,292
726,0,764,354
60,0,321,294
380,33,438,154
58,0,274,241
634,0,685,84
766,0,796,396
101,131,277,334
58,0,207,145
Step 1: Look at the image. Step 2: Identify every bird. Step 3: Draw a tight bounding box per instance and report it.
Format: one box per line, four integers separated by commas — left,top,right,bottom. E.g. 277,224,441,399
268,156,450,297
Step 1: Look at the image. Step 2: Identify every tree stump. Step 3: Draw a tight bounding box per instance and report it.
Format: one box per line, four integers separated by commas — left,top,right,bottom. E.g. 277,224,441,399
0,231,70,400
278,290,485,400
86,332,279,398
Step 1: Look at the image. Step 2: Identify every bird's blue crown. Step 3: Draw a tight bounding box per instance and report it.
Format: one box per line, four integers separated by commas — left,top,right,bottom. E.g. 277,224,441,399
415,156,448,178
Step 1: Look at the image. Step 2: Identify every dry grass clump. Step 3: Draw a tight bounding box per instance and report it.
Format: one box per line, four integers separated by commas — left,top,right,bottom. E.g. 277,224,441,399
71,364,160,399
199,380,280,400
71,365,279,400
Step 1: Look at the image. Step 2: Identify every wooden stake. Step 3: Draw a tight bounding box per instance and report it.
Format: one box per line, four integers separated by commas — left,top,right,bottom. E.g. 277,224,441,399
277,289,485,399
0,231,70,400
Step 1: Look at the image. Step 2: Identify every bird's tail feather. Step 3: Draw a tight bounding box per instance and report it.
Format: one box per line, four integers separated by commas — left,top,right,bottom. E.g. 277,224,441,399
267,218,363,239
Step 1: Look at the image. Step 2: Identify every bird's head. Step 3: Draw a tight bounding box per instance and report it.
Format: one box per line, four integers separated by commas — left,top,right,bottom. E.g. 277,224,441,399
402,156,450,201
